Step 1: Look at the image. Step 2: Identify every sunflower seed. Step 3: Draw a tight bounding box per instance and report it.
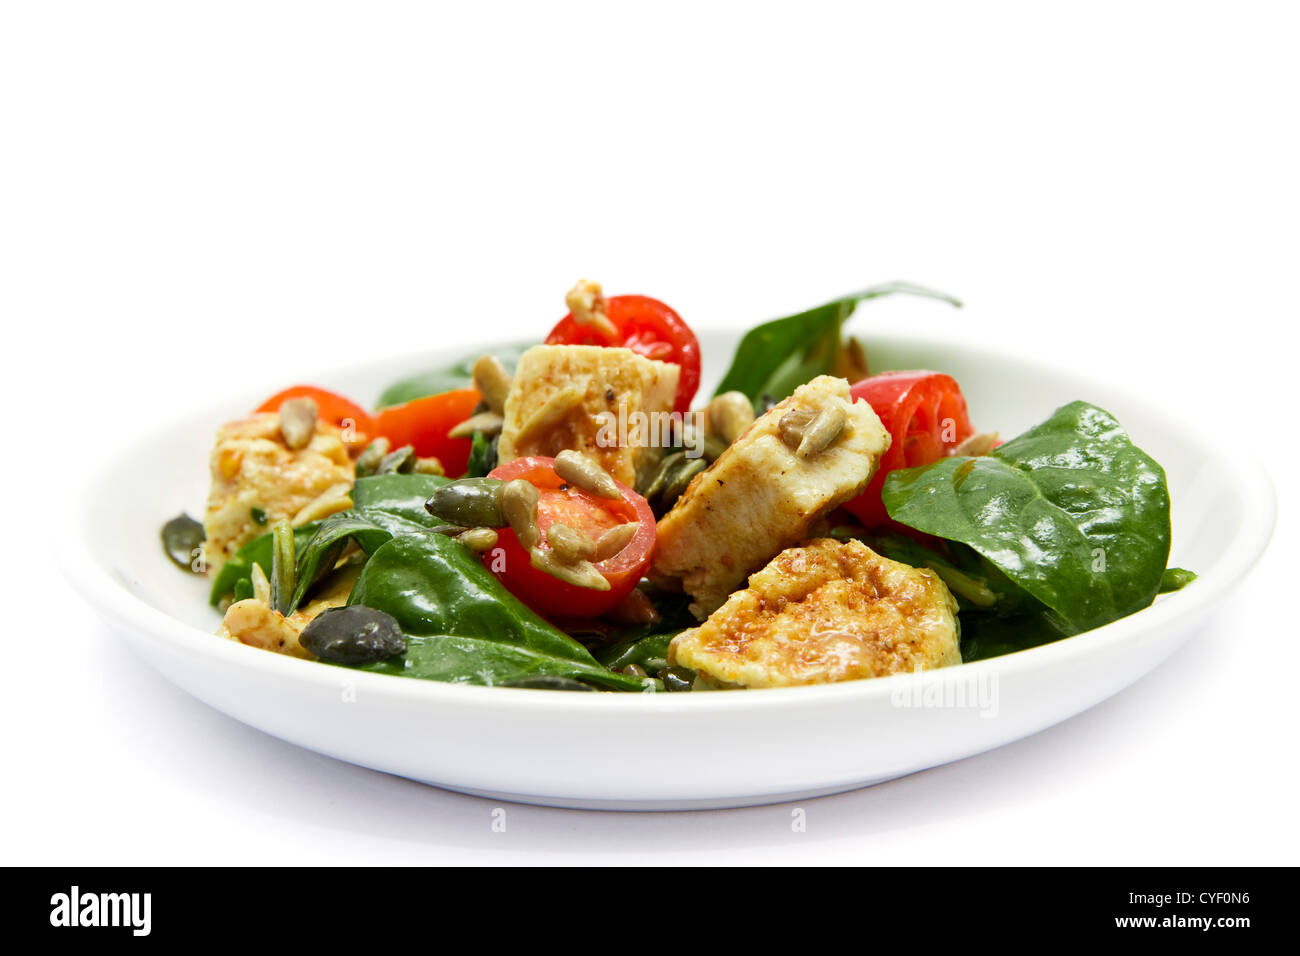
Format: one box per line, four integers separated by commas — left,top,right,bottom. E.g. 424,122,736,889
529,547,611,591
500,479,541,550
778,406,816,450
448,410,505,440
546,523,596,563
278,397,319,450
565,278,619,339
707,391,756,444
949,430,1000,457
593,522,638,561
796,402,848,458
456,527,499,553
472,354,513,415
553,449,621,499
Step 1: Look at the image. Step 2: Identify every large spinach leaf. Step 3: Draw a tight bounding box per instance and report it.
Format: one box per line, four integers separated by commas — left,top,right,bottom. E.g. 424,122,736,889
375,342,533,410
882,401,1172,635
713,282,961,411
350,532,643,691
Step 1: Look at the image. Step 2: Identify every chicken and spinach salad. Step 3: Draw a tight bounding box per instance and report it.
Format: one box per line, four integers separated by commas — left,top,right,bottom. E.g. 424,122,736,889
161,280,1194,692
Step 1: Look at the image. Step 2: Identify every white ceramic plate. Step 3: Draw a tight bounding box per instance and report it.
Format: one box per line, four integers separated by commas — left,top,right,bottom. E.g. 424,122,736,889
64,331,1275,810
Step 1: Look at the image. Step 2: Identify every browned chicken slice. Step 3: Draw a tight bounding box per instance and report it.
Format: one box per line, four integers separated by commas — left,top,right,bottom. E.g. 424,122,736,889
669,538,961,688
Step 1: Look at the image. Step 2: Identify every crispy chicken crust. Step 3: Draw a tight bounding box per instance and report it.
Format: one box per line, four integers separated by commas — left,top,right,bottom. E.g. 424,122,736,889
668,538,961,688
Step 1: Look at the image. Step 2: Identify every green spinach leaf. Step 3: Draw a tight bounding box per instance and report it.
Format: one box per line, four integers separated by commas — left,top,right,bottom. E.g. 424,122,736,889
882,401,1172,634
713,282,961,411
350,532,643,690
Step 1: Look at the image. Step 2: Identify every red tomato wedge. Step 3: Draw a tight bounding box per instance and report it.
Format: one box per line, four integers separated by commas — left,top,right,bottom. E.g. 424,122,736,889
545,294,701,414
486,456,656,618
843,371,974,527
371,388,481,478
255,385,376,436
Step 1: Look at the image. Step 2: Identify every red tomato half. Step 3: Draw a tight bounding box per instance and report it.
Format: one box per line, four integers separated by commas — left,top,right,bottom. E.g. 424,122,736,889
545,294,701,414
486,456,656,618
843,371,974,527
255,385,376,437
371,388,481,478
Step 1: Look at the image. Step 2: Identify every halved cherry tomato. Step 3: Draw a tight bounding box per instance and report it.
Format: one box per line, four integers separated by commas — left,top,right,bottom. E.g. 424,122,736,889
545,294,701,414
843,371,974,527
371,388,481,478
485,455,656,618
255,385,376,436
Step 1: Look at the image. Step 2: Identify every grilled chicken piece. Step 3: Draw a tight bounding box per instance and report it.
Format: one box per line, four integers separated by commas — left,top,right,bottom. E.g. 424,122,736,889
496,345,679,488
202,412,360,573
669,538,961,688
651,375,890,618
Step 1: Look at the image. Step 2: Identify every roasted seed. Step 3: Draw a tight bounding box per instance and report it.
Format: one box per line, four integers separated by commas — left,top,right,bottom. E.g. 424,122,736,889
778,406,816,449
662,457,707,504
546,523,596,563
553,449,621,499
160,513,206,573
707,391,756,444
376,444,417,474
593,522,638,561
472,354,512,414
278,397,319,450
500,479,541,549
641,450,685,501
354,437,391,476
456,527,499,553
661,666,695,692
448,410,505,440
796,402,847,458
949,430,1000,457
413,456,444,475
565,278,619,338
426,477,507,528
299,605,406,666
529,547,610,591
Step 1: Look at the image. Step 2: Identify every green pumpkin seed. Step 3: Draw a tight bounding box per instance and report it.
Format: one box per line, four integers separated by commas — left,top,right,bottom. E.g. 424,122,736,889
160,513,206,573
300,605,406,666
426,477,507,528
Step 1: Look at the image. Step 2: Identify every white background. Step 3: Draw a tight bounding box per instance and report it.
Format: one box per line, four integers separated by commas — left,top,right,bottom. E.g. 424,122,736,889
2,1,1296,864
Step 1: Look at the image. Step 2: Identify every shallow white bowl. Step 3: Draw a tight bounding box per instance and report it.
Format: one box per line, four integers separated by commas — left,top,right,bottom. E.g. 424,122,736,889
64,331,1275,809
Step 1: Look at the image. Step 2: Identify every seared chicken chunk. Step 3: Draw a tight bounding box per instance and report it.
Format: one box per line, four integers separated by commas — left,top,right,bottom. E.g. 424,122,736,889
202,412,360,573
651,375,890,618
669,538,961,688
496,344,679,488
